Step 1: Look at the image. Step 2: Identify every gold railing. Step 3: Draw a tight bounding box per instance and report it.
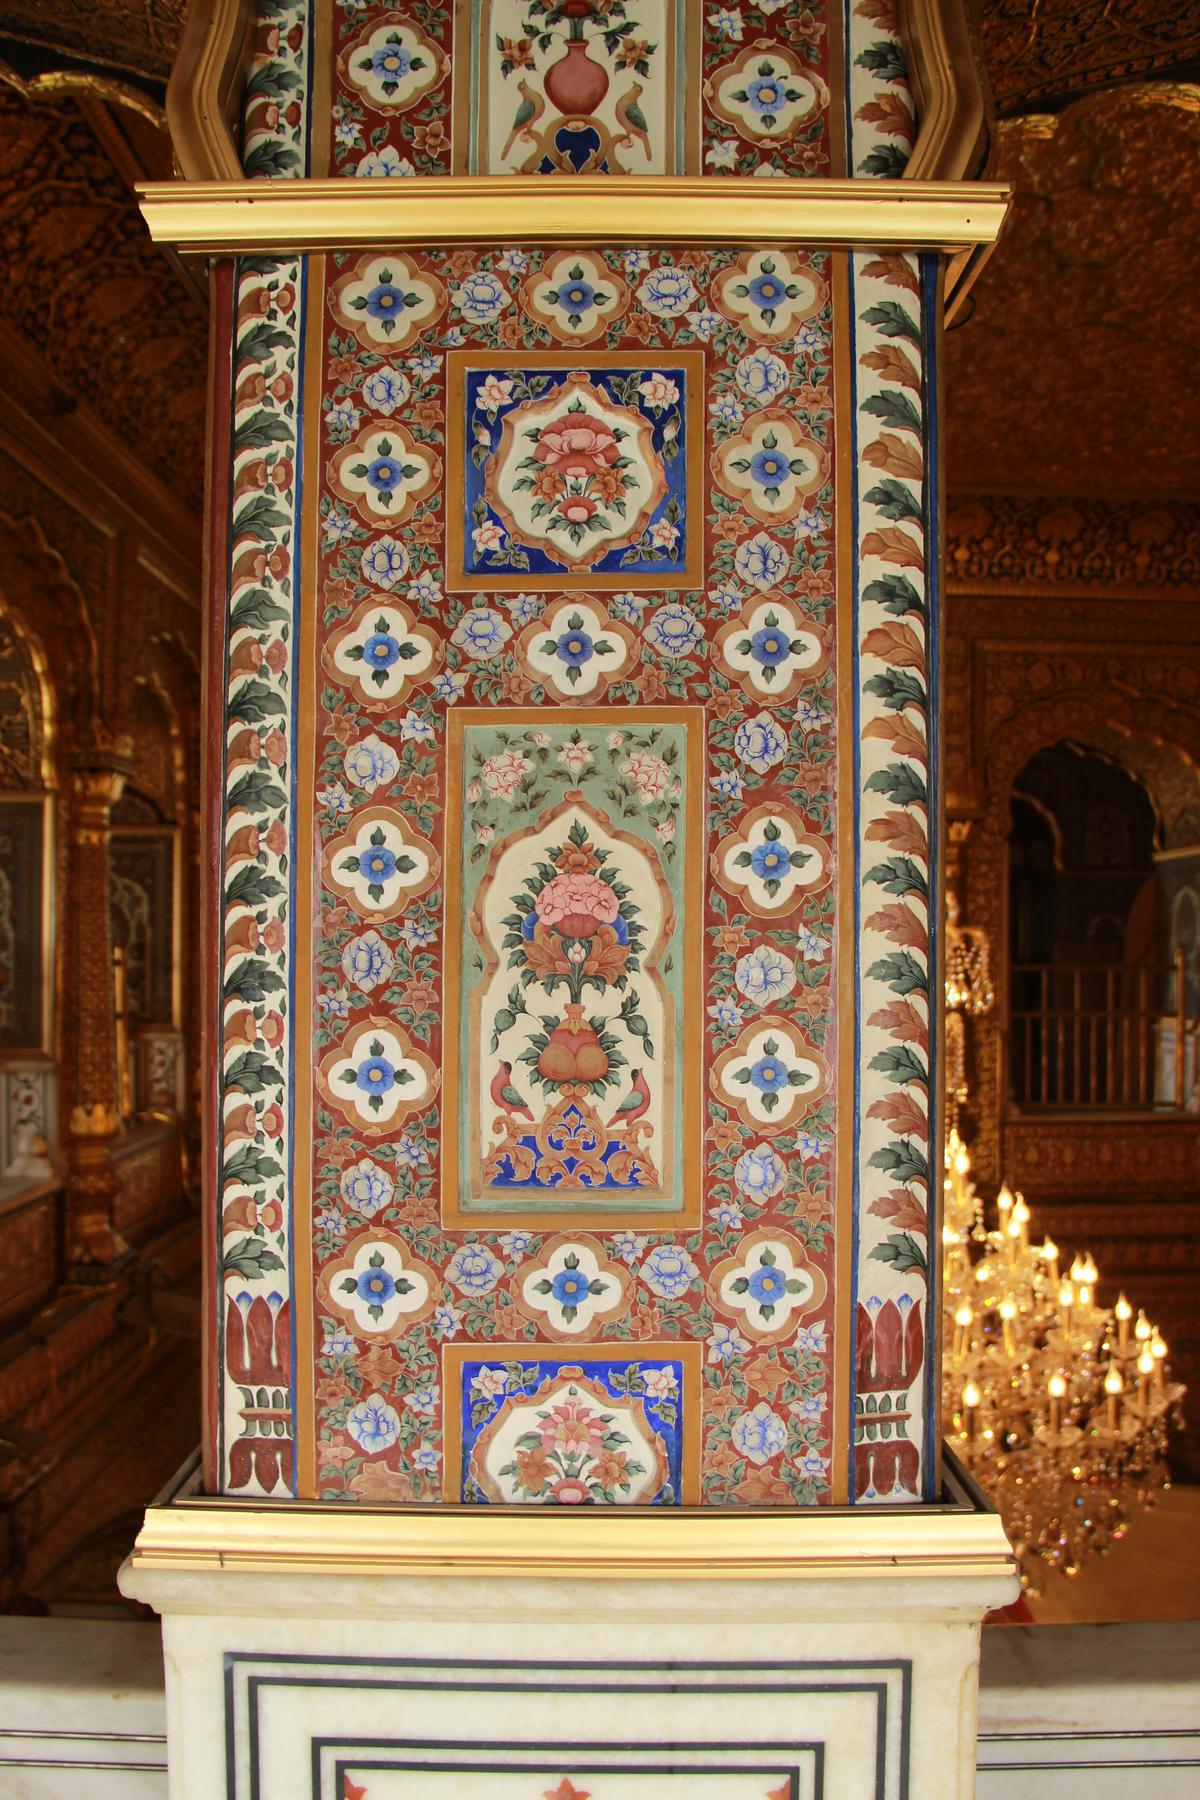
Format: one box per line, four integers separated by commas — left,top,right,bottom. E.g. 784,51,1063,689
1007,950,1196,1109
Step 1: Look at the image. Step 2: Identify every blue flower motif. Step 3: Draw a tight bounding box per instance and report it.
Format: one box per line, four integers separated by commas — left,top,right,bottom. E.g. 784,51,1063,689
341,930,394,993
355,1054,395,1097
736,348,789,404
709,7,744,39
749,448,792,490
549,1267,592,1307
361,366,411,416
318,989,350,1022
356,147,414,178
798,1131,827,1161
645,601,702,660
359,844,398,884
745,1263,790,1306
685,308,724,342
638,266,698,318
504,591,542,627
334,118,363,150
451,607,511,661
499,248,528,274
344,736,399,791
734,532,789,591
346,1394,401,1453
452,270,511,325
710,582,743,616
747,1053,790,1094
365,280,410,322
341,1157,395,1216
710,392,744,427
745,73,789,116
369,41,413,81
798,1447,828,1481
714,1200,744,1231
408,570,442,607
731,1402,787,1465
708,996,743,1033
405,1386,436,1416
323,505,355,544
317,782,351,813
360,535,409,588
409,351,440,381
795,507,825,539
400,710,435,743
733,712,787,774
327,397,360,435
734,1142,786,1200
610,1230,645,1265
500,1229,535,1260
712,767,743,801
640,1242,698,1299
749,840,792,881
798,926,828,962
446,1243,503,1295
796,1322,827,1355
793,324,823,357
314,1205,344,1236
355,1263,397,1306
707,1323,749,1364
795,699,824,733
395,1134,424,1168
400,917,437,949
552,625,594,667
412,1438,439,1471
611,591,646,624
433,1303,460,1337
321,1324,355,1358
432,670,469,703
553,275,596,316
735,945,795,1006
622,248,651,279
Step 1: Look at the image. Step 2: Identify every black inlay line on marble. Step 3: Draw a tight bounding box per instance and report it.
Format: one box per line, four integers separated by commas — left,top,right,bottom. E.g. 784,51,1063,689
332,1754,809,1800
227,1653,909,1800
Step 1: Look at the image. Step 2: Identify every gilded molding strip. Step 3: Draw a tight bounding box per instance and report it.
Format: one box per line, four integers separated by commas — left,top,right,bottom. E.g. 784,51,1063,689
126,1488,1018,1583
137,177,1009,255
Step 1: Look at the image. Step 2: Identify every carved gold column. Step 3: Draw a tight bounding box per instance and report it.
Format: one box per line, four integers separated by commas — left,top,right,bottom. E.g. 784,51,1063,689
63,742,133,1273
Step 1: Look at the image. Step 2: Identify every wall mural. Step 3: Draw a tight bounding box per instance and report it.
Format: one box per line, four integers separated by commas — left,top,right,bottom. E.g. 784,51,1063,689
211,1,933,1509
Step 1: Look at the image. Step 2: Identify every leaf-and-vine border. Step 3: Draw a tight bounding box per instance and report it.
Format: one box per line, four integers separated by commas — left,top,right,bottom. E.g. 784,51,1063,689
852,249,932,1502
845,0,917,180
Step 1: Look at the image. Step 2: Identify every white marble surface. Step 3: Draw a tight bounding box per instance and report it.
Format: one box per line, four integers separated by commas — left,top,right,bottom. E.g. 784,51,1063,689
8,1614,1195,1798
0,1617,167,1799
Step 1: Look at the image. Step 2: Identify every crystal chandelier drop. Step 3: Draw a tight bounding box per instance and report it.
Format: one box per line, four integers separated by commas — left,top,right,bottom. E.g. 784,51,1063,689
941,1128,1184,1592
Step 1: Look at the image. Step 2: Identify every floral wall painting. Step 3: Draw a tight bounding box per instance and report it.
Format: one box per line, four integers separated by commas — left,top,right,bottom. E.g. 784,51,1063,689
447,1343,700,1503
447,352,702,590
444,709,701,1226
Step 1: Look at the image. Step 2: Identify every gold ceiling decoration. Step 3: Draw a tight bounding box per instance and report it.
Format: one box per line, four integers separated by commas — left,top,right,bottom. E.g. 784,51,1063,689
0,0,186,84
980,0,1200,116
945,85,1200,502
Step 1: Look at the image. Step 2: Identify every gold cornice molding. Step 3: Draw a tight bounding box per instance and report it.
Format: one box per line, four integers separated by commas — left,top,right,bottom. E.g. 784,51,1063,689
901,0,989,181
137,175,1009,255
126,1459,1017,1585
166,0,254,182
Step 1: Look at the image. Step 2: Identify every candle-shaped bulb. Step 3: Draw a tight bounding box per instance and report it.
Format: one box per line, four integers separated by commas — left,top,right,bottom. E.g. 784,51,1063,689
1104,1363,1123,1431
1058,1280,1074,1309
1151,1334,1167,1361
963,1379,981,1406
1081,1254,1099,1286
946,1127,960,1164
1135,1310,1152,1343
1115,1292,1132,1348
955,1303,973,1328
1048,1370,1066,1433
1151,1334,1168,1393
999,1297,1017,1357
1137,1347,1154,1376
997,1184,1014,1215
1069,1254,1088,1284
1041,1236,1059,1284
1137,1346,1154,1410
1077,1283,1092,1309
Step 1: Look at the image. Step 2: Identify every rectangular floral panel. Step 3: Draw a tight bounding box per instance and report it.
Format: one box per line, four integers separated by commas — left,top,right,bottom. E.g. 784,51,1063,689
443,708,702,1225
446,1342,700,1503
330,1763,815,1798
459,0,687,176
446,350,701,590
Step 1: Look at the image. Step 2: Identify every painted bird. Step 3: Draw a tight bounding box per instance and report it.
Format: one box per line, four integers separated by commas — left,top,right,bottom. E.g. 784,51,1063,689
490,1061,534,1120
502,79,546,162
611,1067,650,1125
614,82,651,159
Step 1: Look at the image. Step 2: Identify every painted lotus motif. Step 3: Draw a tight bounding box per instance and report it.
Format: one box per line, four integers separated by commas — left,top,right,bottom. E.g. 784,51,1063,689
329,253,446,350
317,1016,438,1134
709,1229,827,1344
338,18,448,114
323,596,442,710
516,596,639,699
712,249,826,343
712,802,832,917
322,806,440,918
711,1017,827,1134
514,1233,632,1339
319,1229,437,1335
329,423,441,525
714,598,826,703
705,40,830,146
521,250,630,344
483,374,666,572
712,409,829,524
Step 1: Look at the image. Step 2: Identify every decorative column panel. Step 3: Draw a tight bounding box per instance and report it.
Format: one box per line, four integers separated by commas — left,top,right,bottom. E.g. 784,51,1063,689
63,748,131,1269
147,2,1004,1511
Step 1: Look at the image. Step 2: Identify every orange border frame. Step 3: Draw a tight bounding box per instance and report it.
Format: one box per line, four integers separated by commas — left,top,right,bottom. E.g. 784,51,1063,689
442,704,704,1231
445,348,705,592
442,1338,704,1503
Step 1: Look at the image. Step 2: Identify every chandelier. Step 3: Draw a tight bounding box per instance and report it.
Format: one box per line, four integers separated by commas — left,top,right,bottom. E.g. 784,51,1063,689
943,888,994,1129
941,1128,1184,1592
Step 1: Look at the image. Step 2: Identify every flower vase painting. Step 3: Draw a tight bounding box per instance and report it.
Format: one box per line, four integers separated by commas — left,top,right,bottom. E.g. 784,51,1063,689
445,710,703,1225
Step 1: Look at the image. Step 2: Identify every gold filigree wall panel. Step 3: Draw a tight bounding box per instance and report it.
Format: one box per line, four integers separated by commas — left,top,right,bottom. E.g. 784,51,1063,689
980,0,1200,116
945,87,1200,502
0,0,186,84
0,87,207,500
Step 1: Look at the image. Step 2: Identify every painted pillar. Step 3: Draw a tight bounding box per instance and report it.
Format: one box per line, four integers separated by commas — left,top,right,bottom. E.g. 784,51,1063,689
142,0,1010,1511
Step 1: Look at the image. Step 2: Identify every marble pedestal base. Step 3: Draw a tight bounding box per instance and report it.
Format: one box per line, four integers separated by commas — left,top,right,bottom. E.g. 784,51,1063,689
121,1458,1016,1800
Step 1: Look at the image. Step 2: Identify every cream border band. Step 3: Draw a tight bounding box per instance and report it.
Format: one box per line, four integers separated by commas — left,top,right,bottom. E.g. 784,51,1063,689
138,176,1009,255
